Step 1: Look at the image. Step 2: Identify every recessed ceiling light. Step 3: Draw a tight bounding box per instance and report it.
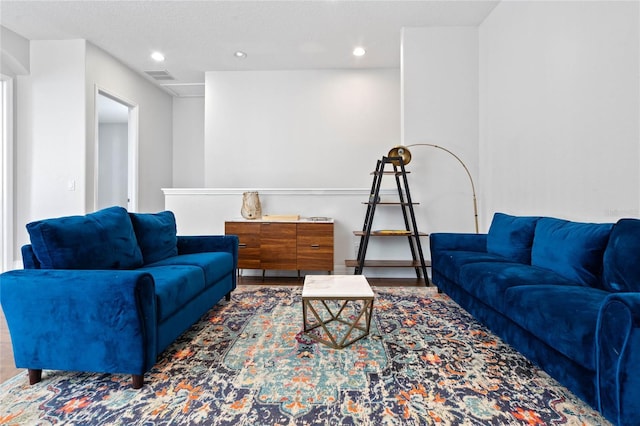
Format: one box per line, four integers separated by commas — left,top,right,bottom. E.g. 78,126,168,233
151,51,165,62
353,47,366,57
234,51,247,58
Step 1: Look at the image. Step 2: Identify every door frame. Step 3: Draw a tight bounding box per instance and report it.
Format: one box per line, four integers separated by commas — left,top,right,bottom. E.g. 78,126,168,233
1,75,14,271
94,86,139,212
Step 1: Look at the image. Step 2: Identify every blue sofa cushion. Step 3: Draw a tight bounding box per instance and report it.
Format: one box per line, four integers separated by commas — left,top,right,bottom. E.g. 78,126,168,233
26,206,143,270
129,211,178,264
139,265,205,322
147,252,234,287
487,213,539,264
433,250,517,283
602,219,640,292
503,285,610,371
458,262,578,312
531,218,612,287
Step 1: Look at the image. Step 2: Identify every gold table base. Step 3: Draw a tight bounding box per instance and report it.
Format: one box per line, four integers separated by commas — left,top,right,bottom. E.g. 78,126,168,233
302,297,374,349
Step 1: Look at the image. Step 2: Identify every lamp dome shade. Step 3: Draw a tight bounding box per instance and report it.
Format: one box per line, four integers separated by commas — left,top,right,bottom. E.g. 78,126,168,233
387,146,412,166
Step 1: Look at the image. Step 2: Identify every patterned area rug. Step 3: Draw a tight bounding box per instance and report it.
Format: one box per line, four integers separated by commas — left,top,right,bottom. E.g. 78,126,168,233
0,286,609,425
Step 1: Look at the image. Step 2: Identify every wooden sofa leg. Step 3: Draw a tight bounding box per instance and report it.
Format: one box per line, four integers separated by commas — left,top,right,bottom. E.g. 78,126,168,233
28,369,42,385
225,292,231,301
132,374,144,389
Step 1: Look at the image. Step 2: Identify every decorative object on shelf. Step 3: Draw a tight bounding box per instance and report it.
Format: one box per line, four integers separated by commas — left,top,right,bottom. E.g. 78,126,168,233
241,191,262,220
308,217,331,222
261,214,300,221
388,144,479,234
373,229,412,235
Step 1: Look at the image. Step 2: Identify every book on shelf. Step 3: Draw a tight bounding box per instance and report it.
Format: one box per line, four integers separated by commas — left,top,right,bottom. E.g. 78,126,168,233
373,229,412,235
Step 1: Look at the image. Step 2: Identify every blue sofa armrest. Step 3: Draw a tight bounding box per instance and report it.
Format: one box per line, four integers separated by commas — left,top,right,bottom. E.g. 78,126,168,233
0,269,157,377
430,232,487,252
177,235,238,258
596,292,640,425
177,235,239,289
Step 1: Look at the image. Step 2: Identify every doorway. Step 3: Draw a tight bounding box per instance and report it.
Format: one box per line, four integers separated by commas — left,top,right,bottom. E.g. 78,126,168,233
95,89,138,212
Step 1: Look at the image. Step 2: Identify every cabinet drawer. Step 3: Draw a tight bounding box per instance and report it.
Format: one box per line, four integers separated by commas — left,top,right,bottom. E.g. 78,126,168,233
297,223,334,270
225,222,261,269
260,223,297,270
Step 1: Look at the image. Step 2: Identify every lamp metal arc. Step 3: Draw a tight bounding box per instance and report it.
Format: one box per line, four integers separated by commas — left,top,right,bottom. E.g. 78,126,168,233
387,143,479,234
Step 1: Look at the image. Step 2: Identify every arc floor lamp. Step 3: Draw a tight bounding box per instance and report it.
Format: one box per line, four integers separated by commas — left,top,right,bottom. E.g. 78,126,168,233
388,144,479,234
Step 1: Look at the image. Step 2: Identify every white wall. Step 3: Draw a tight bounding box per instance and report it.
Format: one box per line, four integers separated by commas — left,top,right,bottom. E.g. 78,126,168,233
1,26,29,270
169,68,426,277
11,40,173,264
479,1,640,223
401,27,480,233
165,188,425,277
86,43,173,213
204,69,400,188
173,97,205,187
16,40,86,253
167,2,639,279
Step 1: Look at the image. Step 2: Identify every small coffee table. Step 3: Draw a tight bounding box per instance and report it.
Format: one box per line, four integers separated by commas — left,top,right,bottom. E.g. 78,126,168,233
302,275,375,349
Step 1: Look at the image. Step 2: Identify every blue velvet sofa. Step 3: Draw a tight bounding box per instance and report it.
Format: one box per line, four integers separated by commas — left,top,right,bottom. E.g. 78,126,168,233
0,206,238,389
430,213,640,425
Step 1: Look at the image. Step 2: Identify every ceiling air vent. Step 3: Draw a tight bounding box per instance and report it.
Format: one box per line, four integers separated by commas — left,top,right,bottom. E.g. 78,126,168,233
144,70,175,81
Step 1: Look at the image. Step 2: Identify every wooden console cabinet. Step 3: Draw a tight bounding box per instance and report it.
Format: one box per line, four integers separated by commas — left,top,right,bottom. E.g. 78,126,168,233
225,219,334,275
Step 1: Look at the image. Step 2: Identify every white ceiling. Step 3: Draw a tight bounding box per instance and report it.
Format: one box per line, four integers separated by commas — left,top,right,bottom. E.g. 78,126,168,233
1,0,500,97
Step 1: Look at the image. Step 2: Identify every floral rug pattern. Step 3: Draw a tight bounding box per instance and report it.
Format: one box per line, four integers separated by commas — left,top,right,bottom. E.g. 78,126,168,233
0,286,609,425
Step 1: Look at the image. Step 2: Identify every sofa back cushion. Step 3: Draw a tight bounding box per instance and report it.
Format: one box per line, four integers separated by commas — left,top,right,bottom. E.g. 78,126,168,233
602,219,640,292
486,213,539,264
129,211,178,264
531,217,612,287
26,206,143,270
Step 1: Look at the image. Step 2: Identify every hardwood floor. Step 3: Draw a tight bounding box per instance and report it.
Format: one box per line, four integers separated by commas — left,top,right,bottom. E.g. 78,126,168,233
236,275,428,287
0,276,428,384
0,307,21,383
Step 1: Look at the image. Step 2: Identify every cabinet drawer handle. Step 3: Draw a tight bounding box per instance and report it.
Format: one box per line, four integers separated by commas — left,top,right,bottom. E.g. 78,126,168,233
239,243,247,248
311,244,320,248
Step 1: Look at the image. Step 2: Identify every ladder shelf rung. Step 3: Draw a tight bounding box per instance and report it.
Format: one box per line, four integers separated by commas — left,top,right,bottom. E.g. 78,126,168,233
361,202,420,205
353,231,428,237
370,171,412,175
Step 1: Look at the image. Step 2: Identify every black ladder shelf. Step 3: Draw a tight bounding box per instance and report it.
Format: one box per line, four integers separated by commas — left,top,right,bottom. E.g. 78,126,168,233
346,156,430,285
